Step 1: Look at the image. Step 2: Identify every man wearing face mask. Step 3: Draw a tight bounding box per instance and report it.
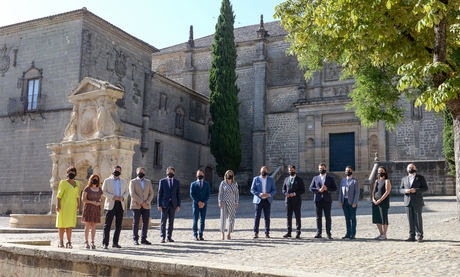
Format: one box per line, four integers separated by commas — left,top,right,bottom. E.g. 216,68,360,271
310,163,337,239
400,163,428,242
190,169,210,240
102,165,129,249
129,167,154,245
250,166,277,239
338,166,360,239
158,166,181,243
282,165,305,239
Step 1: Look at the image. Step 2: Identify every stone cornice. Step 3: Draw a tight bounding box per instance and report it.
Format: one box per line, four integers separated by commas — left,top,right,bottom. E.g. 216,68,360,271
152,72,209,102
0,8,158,54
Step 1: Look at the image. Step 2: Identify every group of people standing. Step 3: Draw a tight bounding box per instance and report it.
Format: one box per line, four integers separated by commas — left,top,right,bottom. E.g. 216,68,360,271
55,162,428,249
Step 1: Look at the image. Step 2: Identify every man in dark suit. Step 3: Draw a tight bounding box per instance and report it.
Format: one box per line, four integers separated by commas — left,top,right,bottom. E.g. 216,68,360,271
190,169,210,241
282,165,305,239
310,163,337,239
157,166,181,243
400,163,428,242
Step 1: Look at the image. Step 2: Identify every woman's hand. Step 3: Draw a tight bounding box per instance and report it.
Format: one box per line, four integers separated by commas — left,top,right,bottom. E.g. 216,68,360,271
219,203,223,209
235,203,238,208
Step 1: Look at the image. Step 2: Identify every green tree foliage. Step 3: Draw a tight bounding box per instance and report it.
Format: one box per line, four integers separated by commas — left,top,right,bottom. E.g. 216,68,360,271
275,0,460,114
209,0,242,177
443,109,456,175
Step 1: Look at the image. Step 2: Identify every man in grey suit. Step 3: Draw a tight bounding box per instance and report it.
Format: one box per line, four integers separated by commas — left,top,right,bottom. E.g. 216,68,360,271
400,163,428,242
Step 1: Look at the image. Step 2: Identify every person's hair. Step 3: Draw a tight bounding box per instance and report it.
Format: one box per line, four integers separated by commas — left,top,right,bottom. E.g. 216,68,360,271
224,170,235,183
288,165,296,170
66,166,77,174
166,166,175,173
87,174,100,187
318,163,326,168
377,166,388,179
196,169,205,175
345,165,353,171
260,166,269,171
407,163,417,170
113,165,122,171
136,167,145,174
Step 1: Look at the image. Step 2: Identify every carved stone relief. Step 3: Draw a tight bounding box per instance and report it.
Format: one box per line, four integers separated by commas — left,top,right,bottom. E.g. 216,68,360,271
0,44,10,76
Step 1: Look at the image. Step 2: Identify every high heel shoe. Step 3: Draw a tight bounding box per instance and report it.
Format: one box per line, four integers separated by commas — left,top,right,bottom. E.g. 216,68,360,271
227,234,231,240
66,242,72,249
85,241,90,249
91,242,96,249
58,241,65,248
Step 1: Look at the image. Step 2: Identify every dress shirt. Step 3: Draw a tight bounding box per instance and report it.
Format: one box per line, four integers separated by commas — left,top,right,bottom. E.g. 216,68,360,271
138,177,145,190
409,174,416,187
261,176,267,194
113,177,121,197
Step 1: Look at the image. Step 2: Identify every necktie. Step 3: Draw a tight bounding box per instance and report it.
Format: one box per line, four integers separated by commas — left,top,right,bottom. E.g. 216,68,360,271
169,179,172,189
290,178,294,188
200,181,202,189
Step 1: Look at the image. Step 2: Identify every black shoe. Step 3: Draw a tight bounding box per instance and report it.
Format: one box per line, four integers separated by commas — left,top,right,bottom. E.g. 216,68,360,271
160,238,166,243
102,244,108,249
314,234,322,239
406,237,416,242
417,237,423,243
327,234,333,240
133,240,139,245
167,238,175,242
295,233,301,239
349,236,355,240
253,233,259,239
199,236,204,241
112,244,122,248
141,240,152,245
194,235,199,241
265,234,270,238
283,233,292,238
342,235,350,240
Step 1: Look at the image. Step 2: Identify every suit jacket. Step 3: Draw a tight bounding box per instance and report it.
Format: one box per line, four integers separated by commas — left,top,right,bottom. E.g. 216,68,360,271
102,176,129,211
129,177,154,210
251,176,277,204
338,177,360,205
190,180,210,205
400,174,428,207
309,175,337,203
282,176,305,204
157,177,181,209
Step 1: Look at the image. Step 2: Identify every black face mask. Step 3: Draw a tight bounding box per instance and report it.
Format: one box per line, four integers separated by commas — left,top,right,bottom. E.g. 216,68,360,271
137,173,145,179
378,172,386,177
167,173,175,178
197,175,204,180
289,172,296,176
261,171,268,177
113,171,121,177
408,169,416,174
226,175,233,180
319,169,326,175
68,173,76,179
345,171,352,176
91,179,99,185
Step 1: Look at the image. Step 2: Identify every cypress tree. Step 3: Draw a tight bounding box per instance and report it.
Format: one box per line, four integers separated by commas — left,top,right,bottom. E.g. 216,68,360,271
208,0,241,177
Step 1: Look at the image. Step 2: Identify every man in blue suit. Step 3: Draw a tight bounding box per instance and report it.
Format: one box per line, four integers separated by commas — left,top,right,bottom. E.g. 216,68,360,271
338,166,360,239
190,169,210,241
157,166,181,243
310,163,337,239
251,166,276,239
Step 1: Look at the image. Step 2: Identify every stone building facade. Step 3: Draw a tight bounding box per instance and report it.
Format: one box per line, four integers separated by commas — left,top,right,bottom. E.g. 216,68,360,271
0,9,214,214
152,16,454,195
0,9,454,214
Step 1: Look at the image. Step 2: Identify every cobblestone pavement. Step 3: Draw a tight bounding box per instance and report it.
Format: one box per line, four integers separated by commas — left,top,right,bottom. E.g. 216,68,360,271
1,196,460,276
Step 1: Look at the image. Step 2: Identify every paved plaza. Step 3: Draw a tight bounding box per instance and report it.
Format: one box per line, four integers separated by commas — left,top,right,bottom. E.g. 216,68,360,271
1,195,459,276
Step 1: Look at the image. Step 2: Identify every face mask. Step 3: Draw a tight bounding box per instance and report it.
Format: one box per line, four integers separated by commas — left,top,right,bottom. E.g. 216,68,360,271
289,172,296,176
319,169,326,175
113,171,121,177
408,169,416,174
261,171,268,177
197,175,204,180
68,173,76,179
345,171,352,176
91,179,99,185
168,173,175,178
137,173,145,179
226,175,233,179
378,172,386,177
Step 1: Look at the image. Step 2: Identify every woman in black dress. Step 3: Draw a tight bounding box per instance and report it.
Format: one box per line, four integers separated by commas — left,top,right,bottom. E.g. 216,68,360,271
372,166,391,240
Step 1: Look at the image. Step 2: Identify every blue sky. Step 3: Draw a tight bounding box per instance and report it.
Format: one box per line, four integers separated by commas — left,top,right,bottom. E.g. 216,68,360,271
1,0,285,49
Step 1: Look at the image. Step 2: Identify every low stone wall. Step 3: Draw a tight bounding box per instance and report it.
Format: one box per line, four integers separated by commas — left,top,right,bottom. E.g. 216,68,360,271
0,192,51,215
0,243,282,277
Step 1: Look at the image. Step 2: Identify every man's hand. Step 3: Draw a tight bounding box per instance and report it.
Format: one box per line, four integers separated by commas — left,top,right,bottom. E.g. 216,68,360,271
405,189,412,194
409,188,416,193
141,202,148,209
176,206,180,212
322,185,328,192
338,202,343,207
198,201,205,209
158,206,162,212
352,204,357,208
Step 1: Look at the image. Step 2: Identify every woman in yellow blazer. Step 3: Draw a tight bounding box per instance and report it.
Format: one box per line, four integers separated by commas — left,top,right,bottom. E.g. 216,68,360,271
56,166,80,248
